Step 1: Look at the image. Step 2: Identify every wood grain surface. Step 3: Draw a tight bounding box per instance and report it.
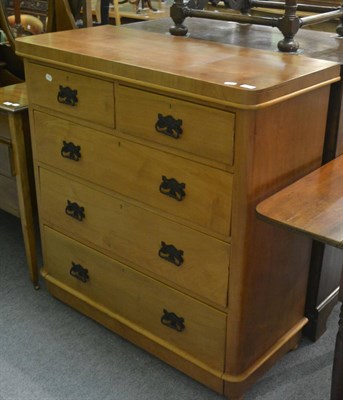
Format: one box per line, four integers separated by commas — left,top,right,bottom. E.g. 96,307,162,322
15,24,340,107
256,155,343,248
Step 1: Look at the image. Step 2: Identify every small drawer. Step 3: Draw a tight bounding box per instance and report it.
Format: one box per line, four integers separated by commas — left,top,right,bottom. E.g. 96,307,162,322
116,85,235,166
43,226,227,371
39,168,230,307
34,111,232,237
26,63,115,129
0,138,14,177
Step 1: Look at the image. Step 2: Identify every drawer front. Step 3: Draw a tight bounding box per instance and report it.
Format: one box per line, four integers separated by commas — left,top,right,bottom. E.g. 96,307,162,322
39,168,230,307
0,139,14,177
43,226,227,371
26,63,115,129
116,85,235,166
34,111,232,237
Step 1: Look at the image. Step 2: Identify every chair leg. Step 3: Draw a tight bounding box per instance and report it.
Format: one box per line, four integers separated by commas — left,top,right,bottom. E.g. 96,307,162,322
110,0,121,25
82,0,94,27
94,0,101,22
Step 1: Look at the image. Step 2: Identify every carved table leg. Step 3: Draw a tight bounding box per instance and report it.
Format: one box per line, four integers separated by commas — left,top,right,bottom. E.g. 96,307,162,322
337,17,343,37
330,301,343,400
169,0,188,36
277,0,300,52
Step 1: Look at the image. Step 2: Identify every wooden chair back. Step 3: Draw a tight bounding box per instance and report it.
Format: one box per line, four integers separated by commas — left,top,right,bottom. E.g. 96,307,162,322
47,0,93,32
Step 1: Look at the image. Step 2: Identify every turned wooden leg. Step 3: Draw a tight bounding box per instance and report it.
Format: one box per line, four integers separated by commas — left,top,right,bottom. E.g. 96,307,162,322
331,301,343,400
9,111,39,289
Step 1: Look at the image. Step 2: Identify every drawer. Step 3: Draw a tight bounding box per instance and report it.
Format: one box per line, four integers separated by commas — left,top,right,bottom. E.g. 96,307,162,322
39,168,230,307
34,111,232,237
116,85,235,166
43,226,227,371
0,138,14,177
26,63,114,129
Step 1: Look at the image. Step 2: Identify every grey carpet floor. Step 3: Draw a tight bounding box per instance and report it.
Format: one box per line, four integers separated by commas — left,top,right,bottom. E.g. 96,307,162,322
0,208,338,400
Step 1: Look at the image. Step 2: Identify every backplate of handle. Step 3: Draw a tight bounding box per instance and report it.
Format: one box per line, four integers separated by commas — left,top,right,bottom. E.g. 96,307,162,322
159,175,186,201
57,85,78,106
65,200,85,221
161,309,185,332
70,262,89,283
155,113,183,139
61,141,81,161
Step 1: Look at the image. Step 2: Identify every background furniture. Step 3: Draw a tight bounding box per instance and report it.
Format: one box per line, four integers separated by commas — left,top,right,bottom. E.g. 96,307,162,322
0,0,89,289
92,0,115,25
0,83,38,288
92,0,167,25
0,0,92,81
256,155,343,400
47,0,93,31
16,24,339,399
332,272,343,400
168,0,343,53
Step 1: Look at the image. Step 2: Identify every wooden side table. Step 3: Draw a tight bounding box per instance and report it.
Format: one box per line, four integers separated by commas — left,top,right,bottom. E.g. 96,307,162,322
0,83,39,289
256,155,343,400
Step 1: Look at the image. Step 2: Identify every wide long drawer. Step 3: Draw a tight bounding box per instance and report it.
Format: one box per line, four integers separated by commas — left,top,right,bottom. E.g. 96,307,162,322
33,111,232,237
26,63,115,129
116,85,235,167
39,168,230,307
43,226,227,371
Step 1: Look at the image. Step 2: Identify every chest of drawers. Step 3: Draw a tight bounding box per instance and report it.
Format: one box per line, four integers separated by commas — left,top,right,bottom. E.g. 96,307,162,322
16,25,340,399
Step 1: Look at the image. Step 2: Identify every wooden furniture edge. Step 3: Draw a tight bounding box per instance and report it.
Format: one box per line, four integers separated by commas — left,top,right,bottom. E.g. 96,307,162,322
42,268,308,394
256,155,343,249
15,54,340,111
42,271,225,394
256,212,343,249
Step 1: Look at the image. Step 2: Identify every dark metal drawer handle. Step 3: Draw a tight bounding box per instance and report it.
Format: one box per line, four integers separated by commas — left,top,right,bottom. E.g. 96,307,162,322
57,85,78,106
161,309,185,332
155,113,183,139
159,241,184,267
61,141,82,161
70,262,89,283
65,200,85,221
159,175,186,201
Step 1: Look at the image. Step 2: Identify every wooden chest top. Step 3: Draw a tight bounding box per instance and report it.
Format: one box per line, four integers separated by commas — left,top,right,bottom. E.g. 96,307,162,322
16,24,340,108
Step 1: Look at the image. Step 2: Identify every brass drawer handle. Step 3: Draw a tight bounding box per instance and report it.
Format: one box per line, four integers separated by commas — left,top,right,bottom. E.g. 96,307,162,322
65,200,85,221
159,175,186,201
161,309,185,332
159,241,184,267
57,85,78,106
61,141,82,161
155,113,183,139
70,262,89,283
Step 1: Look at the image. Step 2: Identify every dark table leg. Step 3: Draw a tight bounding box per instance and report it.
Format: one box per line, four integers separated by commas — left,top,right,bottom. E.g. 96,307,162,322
331,302,343,400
